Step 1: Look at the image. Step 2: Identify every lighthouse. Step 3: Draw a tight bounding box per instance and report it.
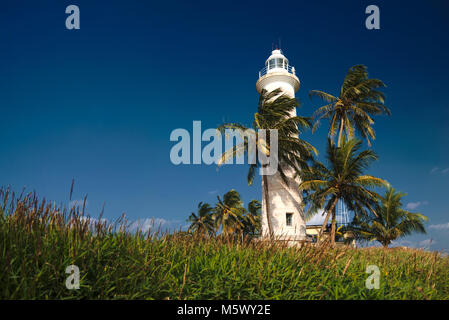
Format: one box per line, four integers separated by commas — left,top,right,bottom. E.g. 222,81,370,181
256,49,306,243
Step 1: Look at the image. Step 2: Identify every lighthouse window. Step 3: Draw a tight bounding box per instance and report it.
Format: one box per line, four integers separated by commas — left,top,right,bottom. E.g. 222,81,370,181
268,58,288,70
286,213,293,226
277,58,284,67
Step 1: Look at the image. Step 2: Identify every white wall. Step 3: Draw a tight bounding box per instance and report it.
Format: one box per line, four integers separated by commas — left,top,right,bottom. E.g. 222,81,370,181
258,72,306,241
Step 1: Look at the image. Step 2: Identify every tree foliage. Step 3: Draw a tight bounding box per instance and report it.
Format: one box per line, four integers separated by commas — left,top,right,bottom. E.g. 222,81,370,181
348,187,428,247
310,65,390,147
300,137,388,245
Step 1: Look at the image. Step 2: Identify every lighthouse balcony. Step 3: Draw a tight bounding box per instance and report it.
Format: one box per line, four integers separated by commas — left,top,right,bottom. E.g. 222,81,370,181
256,49,300,95
258,64,296,78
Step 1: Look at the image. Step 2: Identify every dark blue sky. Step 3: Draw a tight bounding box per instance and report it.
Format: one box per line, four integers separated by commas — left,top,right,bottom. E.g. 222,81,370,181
1,1,448,250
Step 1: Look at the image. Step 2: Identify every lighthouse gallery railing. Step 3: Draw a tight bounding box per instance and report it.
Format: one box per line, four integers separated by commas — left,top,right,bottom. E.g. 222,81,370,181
258,65,296,78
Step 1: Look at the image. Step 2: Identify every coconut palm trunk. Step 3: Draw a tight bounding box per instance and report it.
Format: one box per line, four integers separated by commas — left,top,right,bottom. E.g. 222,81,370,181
262,172,274,240
318,197,338,242
337,118,344,147
330,206,337,246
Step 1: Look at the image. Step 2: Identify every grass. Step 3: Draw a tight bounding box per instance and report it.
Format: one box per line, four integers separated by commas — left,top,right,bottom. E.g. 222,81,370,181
1,187,448,300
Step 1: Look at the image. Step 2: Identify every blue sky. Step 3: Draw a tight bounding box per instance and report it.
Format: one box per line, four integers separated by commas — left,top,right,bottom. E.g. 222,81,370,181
0,1,448,251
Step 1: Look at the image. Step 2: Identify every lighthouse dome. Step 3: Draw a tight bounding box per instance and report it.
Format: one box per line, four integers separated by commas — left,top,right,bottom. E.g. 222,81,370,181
256,49,300,96
265,49,289,69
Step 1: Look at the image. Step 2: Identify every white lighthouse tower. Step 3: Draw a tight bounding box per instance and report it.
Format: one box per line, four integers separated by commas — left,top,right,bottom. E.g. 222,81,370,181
256,49,306,244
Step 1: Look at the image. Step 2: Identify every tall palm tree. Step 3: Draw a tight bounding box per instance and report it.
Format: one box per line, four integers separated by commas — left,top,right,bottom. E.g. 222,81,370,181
348,187,428,248
300,137,388,245
213,190,246,236
218,89,317,239
187,202,215,236
310,65,390,147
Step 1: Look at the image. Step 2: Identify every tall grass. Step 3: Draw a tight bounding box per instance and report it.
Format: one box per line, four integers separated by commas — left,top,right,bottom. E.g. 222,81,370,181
1,187,448,300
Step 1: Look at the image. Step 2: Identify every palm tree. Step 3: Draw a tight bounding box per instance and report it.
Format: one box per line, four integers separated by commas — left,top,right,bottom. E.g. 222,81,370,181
241,199,262,238
218,89,317,239
187,202,215,236
300,137,388,245
213,190,246,236
348,187,428,248
310,65,390,147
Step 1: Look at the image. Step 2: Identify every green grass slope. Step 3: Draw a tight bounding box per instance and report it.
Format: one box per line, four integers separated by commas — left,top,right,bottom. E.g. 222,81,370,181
1,188,448,300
